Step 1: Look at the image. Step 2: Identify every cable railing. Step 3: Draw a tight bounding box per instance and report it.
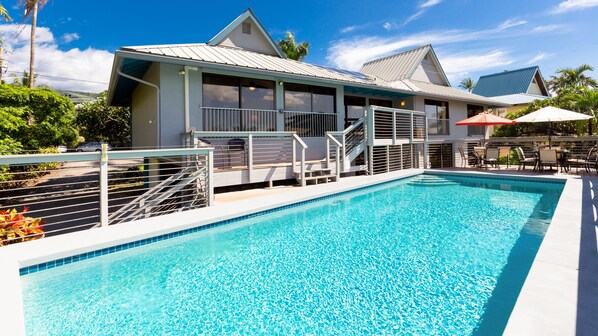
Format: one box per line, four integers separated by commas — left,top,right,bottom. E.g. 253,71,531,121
327,116,367,171
0,147,213,247
284,111,337,137
201,107,277,132
187,131,309,185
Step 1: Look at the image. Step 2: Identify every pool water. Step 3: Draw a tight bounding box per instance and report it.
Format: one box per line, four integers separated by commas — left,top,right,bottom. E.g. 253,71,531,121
21,174,563,335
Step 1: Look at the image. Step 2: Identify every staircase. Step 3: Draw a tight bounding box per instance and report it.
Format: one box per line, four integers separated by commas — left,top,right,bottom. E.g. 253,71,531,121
109,162,208,225
294,167,338,185
327,116,369,172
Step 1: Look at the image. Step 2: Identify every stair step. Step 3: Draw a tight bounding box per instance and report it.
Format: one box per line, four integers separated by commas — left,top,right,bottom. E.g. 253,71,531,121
304,174,338,185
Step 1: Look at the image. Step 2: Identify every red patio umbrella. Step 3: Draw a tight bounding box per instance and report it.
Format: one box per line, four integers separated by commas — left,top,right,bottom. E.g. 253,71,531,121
456,112,516,145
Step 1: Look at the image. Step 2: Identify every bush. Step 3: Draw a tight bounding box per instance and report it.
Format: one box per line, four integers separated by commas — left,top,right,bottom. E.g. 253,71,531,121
0,207,44,246
0,139,23,182
35,147,61,171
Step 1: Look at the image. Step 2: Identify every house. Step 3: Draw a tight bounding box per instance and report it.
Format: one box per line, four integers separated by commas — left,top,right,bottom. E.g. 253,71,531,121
107,8,505,187
473,66,551,116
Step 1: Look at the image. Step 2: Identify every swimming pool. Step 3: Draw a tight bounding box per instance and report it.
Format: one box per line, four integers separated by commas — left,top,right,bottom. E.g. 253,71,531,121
20,173,563,335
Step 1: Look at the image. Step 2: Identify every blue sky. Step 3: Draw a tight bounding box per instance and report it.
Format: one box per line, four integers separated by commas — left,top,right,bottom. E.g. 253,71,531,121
0,0,596,92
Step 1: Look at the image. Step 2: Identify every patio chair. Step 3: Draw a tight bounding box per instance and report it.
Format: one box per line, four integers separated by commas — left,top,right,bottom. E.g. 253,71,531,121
538,149,558,172
473,147,486,167
567,146,597,173
458,147,466,168
516,147,536,171
484,148,499,169
498,146,511,168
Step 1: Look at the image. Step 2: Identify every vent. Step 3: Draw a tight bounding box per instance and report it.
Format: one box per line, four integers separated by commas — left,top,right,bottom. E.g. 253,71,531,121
242,22,251,34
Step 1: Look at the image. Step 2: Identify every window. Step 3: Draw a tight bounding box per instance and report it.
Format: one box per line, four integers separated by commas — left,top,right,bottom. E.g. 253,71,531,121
425,99,449,135
369,98,392,108
242,22,251,34
284,83,336,113
202,74,275,110
345,96,366,121
467,104,485,136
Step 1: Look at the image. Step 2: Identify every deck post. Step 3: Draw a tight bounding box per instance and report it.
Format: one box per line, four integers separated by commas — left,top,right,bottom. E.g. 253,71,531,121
248,134,253,183
99,144,109,227
335,145,340,180
386,146,390,172
410,112,414,144
424,117,429,168
292,137,297,173
326,137,330,168
301,147,306,187
392,111,396,145
208,150,214,206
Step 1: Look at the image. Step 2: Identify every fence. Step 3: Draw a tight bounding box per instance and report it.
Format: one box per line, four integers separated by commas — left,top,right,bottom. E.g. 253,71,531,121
0,147,213,246
284,111,337,137
202,107,277,132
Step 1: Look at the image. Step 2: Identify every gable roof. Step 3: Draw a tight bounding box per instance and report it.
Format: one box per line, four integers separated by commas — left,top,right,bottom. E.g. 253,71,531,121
207,8,285,58
359,44,450,86
473,66,549,97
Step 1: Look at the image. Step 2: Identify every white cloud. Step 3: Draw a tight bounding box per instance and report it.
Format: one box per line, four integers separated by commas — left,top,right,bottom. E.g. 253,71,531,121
0,24,112,92
551,0,598,13
340,25,357,34
420,0,442,8
61,32,80,44
404,0,443,26
383,22,398,31
496,18,527,31
440,50,514,82
532,24,562,33
526,52,553,65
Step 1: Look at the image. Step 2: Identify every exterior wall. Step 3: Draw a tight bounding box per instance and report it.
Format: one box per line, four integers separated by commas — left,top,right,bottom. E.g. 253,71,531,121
411,62,445,86
159,63,186,147
528,81,543,96
217,18,278,56
131,62,160,148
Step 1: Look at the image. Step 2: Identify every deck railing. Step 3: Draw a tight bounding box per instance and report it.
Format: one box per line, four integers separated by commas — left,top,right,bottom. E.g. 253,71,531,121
283,110,337,137
0,147,213,246
188,131,309,185
368,106,427,143
202,107,277,132
327,115,367,171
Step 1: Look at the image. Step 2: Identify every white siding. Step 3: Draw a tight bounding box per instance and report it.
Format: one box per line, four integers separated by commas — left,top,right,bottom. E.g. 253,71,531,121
217,18,279,56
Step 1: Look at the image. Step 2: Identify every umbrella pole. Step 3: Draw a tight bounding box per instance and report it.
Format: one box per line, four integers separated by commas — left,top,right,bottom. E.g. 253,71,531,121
548,121,552,149
484,125,487,147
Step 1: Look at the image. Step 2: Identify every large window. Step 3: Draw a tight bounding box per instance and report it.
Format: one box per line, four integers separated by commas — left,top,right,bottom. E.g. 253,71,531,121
202,74,276,131
202,74,275,110
284,83,335,113
345,96,366,126
467,104,485,136
425,99,449,135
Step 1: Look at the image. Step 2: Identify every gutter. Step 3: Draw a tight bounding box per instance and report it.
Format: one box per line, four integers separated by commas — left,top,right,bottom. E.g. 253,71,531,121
117,68,161,148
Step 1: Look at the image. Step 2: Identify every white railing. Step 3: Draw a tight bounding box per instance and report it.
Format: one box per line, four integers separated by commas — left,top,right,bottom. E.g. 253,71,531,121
0,147,213,246
327,115,367,171
284,110,337,137
202,107,277,132
188,131,308,185
325,133,342,180
368,106,427,144
292,134,308,187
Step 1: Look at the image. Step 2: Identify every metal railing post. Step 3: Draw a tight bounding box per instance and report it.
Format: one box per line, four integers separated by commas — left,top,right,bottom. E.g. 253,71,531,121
326,137,330,168
99,144,109,227
248,134,253,183
208,150,214,206
301,147,306,187
410,112,414,144
342,135,346,168
335,145,340,180
392,111,397,145
424,117,429,168
292,137,297,172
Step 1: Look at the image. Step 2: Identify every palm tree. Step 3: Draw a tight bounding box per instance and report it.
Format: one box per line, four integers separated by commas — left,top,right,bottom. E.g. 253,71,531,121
20,0,48,88
0,3,11,21
277,32,309,61
10,70,37,87
547,64,597,95
459,77,475,92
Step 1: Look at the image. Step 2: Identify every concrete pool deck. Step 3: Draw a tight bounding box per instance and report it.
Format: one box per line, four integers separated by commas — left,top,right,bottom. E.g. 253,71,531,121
0,168,594,335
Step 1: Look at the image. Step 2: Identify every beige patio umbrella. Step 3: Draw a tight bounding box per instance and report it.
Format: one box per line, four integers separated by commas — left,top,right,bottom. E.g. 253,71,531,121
514,106,593,148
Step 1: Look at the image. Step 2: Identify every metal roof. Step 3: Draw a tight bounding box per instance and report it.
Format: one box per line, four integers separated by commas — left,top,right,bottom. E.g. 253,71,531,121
473,66,548,97
360,45,429,82
108,43,506,107
488,93,550,105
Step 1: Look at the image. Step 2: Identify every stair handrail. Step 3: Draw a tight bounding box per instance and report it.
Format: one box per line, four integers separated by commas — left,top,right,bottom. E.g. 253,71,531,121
326,115,368,170
325,133,342,180
291,133,308,187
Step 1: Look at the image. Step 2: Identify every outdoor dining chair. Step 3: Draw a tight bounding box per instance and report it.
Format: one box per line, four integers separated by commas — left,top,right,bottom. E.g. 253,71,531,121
567,146,597,173
516,147,536,171
538,149,558,171
484,148,499,169
498,146,511,168
458,147,466,167
473,147,486,168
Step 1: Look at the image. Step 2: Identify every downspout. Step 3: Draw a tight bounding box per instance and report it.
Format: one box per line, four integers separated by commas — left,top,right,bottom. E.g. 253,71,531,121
183,66,198,132
117,68,161,148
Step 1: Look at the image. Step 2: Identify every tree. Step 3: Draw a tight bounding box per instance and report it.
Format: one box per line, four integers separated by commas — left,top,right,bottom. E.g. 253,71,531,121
19,0,48,88
0,84,78,148
0,2,11,21
547,64,597,95
459,77,475,92
9,70,37,87
277,32,309,61
76,91,131,147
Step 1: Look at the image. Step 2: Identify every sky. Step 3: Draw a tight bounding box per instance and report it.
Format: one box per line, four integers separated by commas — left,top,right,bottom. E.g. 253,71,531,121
0,0,597,92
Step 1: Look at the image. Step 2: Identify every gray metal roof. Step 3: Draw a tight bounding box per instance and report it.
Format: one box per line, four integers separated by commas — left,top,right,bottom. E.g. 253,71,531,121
360,45,430,82
487,93,550,105
109,43,505,107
